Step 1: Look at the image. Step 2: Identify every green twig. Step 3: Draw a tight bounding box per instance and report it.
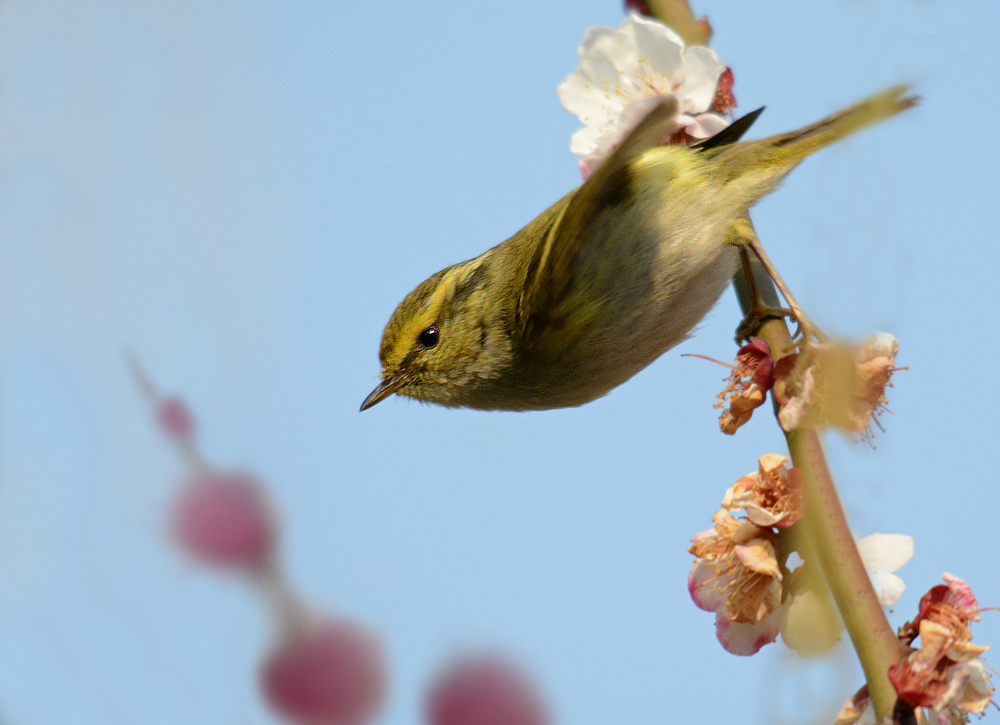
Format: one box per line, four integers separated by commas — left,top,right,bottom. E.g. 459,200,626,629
786,429,908,721
646,0,712,46
740,285,909,722
644,0,910,717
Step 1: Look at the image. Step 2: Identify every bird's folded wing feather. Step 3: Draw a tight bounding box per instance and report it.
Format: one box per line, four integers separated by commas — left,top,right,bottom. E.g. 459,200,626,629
515,97,680,347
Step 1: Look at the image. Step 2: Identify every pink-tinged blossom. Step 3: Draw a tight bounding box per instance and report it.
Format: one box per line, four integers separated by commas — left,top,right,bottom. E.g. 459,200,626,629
172,471,276,571
687,510,782,655
261,619,386,725
426,653,548,725
558,14,732,178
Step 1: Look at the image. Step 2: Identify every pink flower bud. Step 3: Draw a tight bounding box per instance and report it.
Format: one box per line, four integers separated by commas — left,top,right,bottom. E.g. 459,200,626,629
172,471,275,570
156,397,195,442
261,619,385,725
426,653,548,725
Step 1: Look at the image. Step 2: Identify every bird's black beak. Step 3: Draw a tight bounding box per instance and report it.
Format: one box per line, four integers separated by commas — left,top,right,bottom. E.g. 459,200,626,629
360,373,408,411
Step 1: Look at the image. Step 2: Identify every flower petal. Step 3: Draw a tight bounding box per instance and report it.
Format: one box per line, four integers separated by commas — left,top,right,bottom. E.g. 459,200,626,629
576,24,641,97
857,533,914,573
870,570,907,607
941,573,978,613
568,125,606,155
781,589,842,657
619,14,684,84
714,608,781,656
733,538,780,578
558,71,619,121
685,112,730,138
679,45,725,112
858,332,899,363
688,560,729,612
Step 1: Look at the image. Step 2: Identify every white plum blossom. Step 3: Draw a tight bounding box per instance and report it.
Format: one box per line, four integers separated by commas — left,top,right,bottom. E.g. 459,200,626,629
781,533,913,657
857,532,913,607
558,14,732,177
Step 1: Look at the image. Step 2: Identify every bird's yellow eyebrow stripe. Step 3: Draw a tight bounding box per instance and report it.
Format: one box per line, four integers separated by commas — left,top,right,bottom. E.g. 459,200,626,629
386,266,469,367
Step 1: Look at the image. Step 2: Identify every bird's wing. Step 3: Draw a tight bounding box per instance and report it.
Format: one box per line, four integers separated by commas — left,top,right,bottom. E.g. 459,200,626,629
515,96,681,347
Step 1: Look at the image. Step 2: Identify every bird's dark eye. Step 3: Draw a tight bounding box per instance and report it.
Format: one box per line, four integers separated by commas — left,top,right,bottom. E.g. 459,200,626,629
418,326,439,349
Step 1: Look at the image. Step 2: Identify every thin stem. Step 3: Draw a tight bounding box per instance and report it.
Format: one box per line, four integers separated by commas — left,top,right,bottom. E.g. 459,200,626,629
645,0,711,46
736,252,908,722
643,0,909,716
786,429,907,720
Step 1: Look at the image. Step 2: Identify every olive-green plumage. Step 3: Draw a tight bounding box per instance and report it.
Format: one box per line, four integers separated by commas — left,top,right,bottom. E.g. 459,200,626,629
362,86,917,412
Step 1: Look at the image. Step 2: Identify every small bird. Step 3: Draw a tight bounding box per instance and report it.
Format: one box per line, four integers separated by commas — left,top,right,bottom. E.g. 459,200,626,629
362,86,917,412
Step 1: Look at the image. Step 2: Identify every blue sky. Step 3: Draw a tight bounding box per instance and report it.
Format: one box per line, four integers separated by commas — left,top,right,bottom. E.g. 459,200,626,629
0,1,997,724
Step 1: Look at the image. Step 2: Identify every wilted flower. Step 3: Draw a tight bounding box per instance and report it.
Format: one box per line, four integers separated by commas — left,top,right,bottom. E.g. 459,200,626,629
833,686,875,725
777,333,901,439
713,338,775,434
558,14,733,177
889,574,994,724
721,453,802,529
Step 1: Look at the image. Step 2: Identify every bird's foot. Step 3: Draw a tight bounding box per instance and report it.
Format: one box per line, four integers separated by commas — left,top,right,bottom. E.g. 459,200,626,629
735,304,796,343
728,219,828,344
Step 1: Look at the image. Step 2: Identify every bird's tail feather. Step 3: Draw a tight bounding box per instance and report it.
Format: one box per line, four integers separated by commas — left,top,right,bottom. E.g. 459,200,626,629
716,85,918,186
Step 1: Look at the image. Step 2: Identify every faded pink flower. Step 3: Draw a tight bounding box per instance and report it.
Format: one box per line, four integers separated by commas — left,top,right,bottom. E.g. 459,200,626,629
172,471,276,571
261,618,386,725
427,653,548,725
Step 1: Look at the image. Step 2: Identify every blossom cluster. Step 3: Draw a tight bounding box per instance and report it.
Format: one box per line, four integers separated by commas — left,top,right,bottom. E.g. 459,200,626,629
836,574,994,725
776,333,901,439
687,453,796,655
687,454,912,657
558,14,736,177
710,333,901,441
136,363,548,725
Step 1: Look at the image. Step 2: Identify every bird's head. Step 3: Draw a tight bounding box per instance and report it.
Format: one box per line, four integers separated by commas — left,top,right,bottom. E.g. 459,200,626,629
361,256,511,411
